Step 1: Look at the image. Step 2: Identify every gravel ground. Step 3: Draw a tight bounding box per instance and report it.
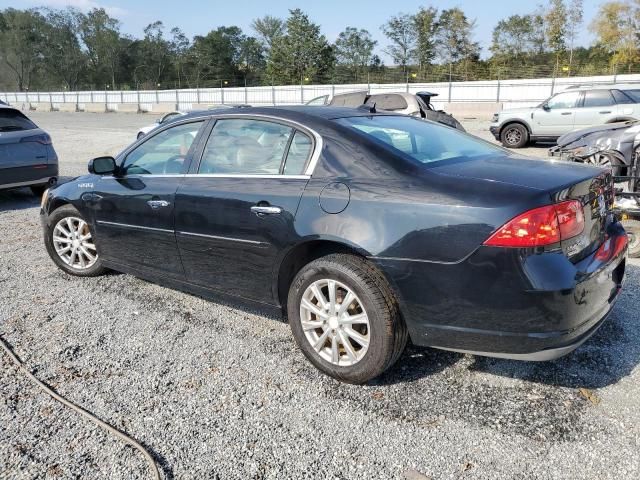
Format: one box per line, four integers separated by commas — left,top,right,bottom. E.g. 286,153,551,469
1,112,639,480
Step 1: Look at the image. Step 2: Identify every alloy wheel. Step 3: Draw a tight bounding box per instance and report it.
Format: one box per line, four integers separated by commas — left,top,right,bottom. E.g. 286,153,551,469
505,128,521,145
52,217,98,270
299,279,370,367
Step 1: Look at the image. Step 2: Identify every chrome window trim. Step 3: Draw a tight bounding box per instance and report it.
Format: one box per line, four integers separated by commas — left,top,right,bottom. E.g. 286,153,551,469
176,231,266,246
101,174,310,180
96,220,173,234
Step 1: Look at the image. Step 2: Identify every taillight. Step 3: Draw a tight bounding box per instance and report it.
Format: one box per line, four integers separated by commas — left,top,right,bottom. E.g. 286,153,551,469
20,133,52,145
483,200,585,248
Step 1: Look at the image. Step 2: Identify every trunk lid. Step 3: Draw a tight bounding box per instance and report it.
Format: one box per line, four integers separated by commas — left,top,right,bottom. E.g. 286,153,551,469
431,154,614,260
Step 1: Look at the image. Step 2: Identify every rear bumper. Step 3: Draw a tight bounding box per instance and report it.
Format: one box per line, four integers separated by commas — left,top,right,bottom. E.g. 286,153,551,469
374,225,627,361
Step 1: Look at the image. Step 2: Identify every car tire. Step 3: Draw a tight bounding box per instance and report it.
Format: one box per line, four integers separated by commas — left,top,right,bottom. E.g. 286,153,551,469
44,204,107,277
287,253,408,384
500,123,529,148
622,219,640,258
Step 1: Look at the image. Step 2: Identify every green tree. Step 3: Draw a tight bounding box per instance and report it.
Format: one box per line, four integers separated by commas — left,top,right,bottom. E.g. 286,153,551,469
334,27,377,79
566,0,584,71
78,8,123,88
590,0,640,72
413,6,439,73
436,8,480,79
139,21,171,86
170,27,190,88
189,26,244,86
267,9,333,84
545,0,567,74
381,13,416,73
238,36,266,84
490,15,536,60
0,8,46,91
251,15,285,55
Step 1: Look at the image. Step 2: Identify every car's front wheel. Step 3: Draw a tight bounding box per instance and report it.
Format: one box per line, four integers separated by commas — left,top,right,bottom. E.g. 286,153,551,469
500,123,529,148
287,254,407,383
44,205,107,276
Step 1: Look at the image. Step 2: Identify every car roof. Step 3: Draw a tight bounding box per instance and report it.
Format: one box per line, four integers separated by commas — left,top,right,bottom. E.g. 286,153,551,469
177,105,400,124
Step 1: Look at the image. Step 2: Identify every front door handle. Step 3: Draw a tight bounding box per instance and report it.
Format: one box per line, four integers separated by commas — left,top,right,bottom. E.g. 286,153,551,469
599,111,612,114
147,200,170,209
561,112,572,115
251,205,282,215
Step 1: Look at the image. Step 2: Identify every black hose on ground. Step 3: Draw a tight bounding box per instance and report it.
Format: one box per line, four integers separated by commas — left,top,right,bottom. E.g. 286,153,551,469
0,334,161,480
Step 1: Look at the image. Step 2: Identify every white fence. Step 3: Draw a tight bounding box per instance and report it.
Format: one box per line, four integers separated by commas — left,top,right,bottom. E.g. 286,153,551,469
3,73,640,112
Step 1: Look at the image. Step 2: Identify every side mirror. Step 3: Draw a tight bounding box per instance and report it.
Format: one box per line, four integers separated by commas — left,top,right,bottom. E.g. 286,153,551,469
88,156,117,175
542,103,550,111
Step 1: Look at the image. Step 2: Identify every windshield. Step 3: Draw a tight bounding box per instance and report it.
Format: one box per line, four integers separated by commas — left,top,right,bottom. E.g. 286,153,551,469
337,115,504,165
0,109,37,132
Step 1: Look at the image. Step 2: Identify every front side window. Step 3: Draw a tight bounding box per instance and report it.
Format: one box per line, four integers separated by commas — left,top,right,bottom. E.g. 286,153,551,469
583,90,615,107
546,91,581,109
198,118,309,175
123,121,203,175
338,115,502,165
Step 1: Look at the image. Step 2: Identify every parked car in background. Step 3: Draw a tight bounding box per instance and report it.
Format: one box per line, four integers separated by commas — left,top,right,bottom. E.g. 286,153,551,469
307,91,465,131
41,106,626,383
137,111,186,139
491,84,640,148
137,105,251,139
0,99,8,105
548,120,639,172
0,105,58,196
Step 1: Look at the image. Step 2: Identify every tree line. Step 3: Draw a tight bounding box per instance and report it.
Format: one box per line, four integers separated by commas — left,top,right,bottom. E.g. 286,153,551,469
1,1,639,92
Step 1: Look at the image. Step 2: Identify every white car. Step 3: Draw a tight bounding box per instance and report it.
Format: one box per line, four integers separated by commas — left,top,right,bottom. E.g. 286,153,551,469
136,111,186,139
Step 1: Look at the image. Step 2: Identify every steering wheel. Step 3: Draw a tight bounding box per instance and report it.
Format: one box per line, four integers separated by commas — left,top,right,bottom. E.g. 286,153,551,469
163,154,185,174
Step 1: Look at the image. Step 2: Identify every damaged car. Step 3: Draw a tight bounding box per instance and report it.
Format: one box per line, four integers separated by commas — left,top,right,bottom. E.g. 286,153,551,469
307,90,465,131
548,120,640,175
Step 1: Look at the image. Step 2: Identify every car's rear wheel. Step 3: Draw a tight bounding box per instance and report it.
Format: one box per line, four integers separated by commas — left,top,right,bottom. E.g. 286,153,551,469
622,219,640,258
500,123,529,148
287,253,407,384
44,205,106,276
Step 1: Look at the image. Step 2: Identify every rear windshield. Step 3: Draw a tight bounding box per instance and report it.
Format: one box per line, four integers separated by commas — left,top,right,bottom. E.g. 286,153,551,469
0,109,37,132
337,115,503,165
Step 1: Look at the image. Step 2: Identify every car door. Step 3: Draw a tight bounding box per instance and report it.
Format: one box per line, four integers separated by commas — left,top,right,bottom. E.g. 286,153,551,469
532,90,581,136
174,116,315,303
87,119,207,277
573,89,617,128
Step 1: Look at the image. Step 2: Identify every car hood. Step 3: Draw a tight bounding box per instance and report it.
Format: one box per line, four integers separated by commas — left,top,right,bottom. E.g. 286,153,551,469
430,153,606,192
557,121,640,147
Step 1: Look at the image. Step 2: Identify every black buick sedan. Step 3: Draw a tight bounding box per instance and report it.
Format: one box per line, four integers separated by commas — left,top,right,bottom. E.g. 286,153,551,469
40,107,627,383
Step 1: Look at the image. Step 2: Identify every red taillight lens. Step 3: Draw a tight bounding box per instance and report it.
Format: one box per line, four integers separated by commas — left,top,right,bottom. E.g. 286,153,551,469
20,133,52,145
484,200,584,248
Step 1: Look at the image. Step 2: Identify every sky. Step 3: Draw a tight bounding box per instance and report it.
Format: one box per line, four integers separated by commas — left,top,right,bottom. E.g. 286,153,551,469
7,0,605,61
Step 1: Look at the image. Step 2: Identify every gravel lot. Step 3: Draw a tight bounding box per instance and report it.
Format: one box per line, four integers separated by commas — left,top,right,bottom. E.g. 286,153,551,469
1,111,639,480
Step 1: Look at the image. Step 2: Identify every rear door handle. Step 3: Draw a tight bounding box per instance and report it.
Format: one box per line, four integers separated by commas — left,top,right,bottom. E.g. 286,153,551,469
251,205,282,215
561,112,572,115
147,200,170,209
599,111,612,114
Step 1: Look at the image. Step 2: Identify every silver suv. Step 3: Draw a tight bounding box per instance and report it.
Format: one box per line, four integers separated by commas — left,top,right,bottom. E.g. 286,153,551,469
490,84,640,148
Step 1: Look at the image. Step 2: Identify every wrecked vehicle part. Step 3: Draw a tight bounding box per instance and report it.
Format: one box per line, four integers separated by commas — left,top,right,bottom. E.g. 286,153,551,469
549,121,640,177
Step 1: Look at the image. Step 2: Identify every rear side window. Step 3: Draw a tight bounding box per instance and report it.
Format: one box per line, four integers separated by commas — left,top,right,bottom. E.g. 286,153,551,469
583,90,615,107
611,90,634,104
367,94,409,111
284,131,313,175
0,109,37,131
199,119,294,175
338,115,502,165
622,89,640,103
